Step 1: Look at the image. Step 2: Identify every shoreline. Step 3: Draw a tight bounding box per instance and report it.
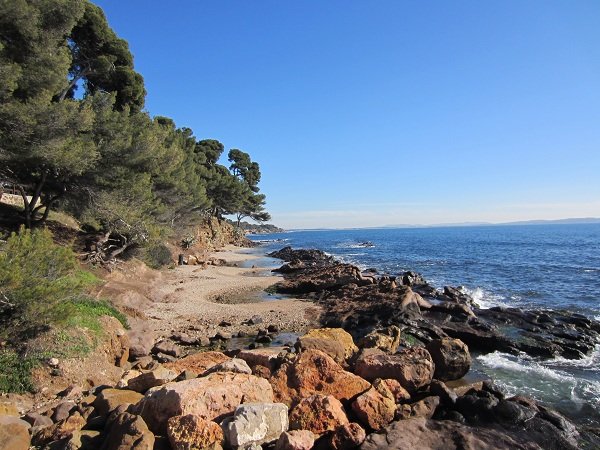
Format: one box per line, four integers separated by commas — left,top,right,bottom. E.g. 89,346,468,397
144,245,321,339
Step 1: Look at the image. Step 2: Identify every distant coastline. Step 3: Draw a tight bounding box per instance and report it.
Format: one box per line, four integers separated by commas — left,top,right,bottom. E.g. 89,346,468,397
281,217,600,232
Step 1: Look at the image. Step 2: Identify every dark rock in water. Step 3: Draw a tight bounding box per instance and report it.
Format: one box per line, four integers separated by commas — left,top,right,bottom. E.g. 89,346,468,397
276,263,373,295
268,246,335,264
152,340,182,358
400,271,427,286
357,241,375,248
442,286,477,307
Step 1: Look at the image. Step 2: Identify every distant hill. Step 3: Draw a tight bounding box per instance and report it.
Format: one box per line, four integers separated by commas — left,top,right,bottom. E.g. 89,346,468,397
235,221,284,234
378,217,600,229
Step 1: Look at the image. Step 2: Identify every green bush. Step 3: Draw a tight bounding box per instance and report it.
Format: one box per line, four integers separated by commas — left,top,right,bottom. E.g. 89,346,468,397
145,243,173,268
0,349,37,394
0,227,99,338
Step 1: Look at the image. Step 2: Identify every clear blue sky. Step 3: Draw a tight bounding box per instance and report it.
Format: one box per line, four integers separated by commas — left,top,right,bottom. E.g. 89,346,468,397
93,0,600,229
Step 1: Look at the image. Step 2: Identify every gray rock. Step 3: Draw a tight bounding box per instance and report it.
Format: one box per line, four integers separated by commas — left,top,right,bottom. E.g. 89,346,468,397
51,401,76,422
222,403,289,448
203,358,252,376
152,340,182,358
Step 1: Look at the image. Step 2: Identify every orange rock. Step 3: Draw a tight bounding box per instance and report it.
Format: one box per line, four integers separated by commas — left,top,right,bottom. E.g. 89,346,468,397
164,351,230,374
269,349,370,406
136,372,274,434
167,414,224,450
289,395,349,434
297,328,358,364
351,385,396,430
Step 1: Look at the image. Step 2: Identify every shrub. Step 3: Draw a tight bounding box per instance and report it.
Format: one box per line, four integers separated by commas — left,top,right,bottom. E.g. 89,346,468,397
145,243,173,268
0,227,99,338
0,349,37,394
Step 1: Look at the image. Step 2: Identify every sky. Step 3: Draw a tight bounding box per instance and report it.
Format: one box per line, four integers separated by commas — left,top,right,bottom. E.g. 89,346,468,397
93,0,600,229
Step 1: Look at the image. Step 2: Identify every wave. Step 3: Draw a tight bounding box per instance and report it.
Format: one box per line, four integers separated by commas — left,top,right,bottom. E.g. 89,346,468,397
476,351,600,408
460,286,510,309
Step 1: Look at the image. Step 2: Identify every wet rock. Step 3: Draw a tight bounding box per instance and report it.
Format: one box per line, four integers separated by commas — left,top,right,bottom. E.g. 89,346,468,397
400,271,427,287
329,422,367,450
442,286,476,306
288,394,349,434
354,347,434,393
153,340,183,358
167,414,224,450
269,349,371,406
101,412,154,450
164,351,230,374
0,416,30,450
430,380,458,406
214,330,232,340
93,389,144,417
269,247,335,265
351,385,396,430
275,430,315,450
222,403,289,448
358,326,402,353
426,338,471,381
297,327,358,364
202,358,252,376
172,333,198,346
136,372,274,434
127,366,178,393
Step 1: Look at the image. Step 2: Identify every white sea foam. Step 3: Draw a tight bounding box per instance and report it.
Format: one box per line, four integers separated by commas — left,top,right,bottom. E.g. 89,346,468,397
461,286,509,309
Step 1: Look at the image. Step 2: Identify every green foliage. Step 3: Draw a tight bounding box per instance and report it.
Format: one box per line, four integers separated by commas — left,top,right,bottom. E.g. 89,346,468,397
144,242,173,269
0,227,99,337
0,349,37,394
0,0,270,251
56,297,129,331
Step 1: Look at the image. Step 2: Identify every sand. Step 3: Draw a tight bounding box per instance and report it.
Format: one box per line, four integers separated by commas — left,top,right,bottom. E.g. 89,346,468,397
144,245,321,338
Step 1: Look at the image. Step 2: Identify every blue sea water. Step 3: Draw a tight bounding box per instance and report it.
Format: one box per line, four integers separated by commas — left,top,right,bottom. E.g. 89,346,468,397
249,224,600,434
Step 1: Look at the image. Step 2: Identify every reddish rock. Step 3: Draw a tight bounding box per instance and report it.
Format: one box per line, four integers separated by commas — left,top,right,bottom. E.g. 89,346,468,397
380,379,411,403
426,338,471,381
237,347,286,371
164,351,230,374
269,349,370,406
328,422,367,450
297,328,358,364
167,414,224,450
351,385,395,430
354,347,434,393
275,430,316,450
288,394,349,435
136,372,274,434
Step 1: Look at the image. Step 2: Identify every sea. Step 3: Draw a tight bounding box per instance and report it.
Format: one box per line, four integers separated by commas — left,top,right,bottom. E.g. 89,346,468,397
248,224,600,436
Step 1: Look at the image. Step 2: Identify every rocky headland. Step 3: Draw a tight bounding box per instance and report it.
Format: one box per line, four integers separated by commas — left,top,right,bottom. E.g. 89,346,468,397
1,245,598,449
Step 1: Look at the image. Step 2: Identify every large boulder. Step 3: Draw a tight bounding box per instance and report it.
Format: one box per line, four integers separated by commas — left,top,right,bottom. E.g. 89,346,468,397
167,414,224,450
354,347,434,393
297,328,358,364
93,389,144,417
359,417,539,450
164,351,230,375
426,338,471,381
221,403,289,448
288,394,349,434
100,412,154,450
203,358,252,376
351,384,396,431
358,326,402,353
276,263,372,294
0,416,30,450
269,349,370,406
136,372,274,434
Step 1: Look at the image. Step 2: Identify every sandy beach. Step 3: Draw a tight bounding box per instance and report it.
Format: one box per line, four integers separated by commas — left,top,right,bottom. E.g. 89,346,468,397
144,245,321,339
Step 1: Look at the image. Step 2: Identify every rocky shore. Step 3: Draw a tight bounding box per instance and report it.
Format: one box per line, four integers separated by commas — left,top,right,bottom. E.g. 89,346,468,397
1,245,598,449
